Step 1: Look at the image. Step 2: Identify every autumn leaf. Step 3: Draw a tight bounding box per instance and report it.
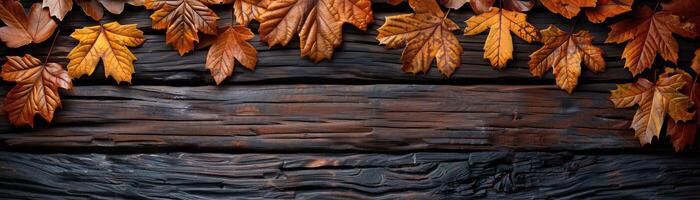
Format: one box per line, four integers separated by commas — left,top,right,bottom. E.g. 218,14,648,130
540,0,596,19
2,54,72,127
529,25,605,93
441,0,469,9
610,69,694,146
692,49,700,74
663,0,700,33
386,0,403,5
258,0,373,62
468,0,534,14
145,0,219,55
605,6,697,76
43,0,144,21
233,0,269,26
464,8,539,70
67,22,145,84
540,0,632,22
662,68,699,151
376,0,462,76
0,1,57,48
204,25,257,85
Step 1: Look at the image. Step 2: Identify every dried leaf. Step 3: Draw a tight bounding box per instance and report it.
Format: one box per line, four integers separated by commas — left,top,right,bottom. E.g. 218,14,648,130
145,0,219,55
441,0,469,9
464,8,539,69
0,2,57,48
663,0,700,33
692,49,700,74
1,54,72,127
468,0,534,14
662,68,699,151
605,6,697,76
376,0,462,76
42,0,73,21
540,0,596,19
584,0,633,23
610,70,695,146
44,0,143,21
529,25,604,93
258,0,373,62
205,25,257,85
233,0,269,26
67,22,145,84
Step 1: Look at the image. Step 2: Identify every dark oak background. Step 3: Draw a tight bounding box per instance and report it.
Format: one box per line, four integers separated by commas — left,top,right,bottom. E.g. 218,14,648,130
1,1,700,199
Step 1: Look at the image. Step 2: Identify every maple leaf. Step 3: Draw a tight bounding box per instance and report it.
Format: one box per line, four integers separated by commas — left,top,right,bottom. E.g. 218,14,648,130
529,25,605,93
584,0,633,23
539,0,596,19
258,0,373,62
67,22,145,84
204,25,257,85
605,6,697,76
2,54,72,127
376,0,462,76
463,8,539,70
233,0,269,26
0,1,57,48
468,0,534,14
609,70,694,146
43,0,144,21
662,68,699,151
145,0,219,55
663,0,700,33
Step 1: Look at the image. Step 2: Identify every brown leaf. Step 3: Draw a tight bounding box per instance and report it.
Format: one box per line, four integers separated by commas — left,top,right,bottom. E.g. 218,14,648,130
662,68,699,151
663,0,700,34
692,49,700,75
440,0,469,9
0,1,57,48
605,6,697,76
610,69,695,146
75,0,104,20
529,25,605,93
258,0,373,62
1,54,72,127
377,0,462,76
205,25,257,85
468,0,534,14
145,0,219,55
233,0,269,26
43,0,142,21
67,22,145,84
540,0,596,19
584,0,633,23
42,0,73,21
386,0,403,5
464,8,539,69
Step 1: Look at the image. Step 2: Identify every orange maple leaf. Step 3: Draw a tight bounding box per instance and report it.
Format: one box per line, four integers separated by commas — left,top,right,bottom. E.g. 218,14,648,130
610,68,695,145
464,7,539,69
662,68,700,151
540,0,632,23
204,25,258,85
529,25,605,93
605,5,697,76
145,0,219,55
0,1,57,48
376,0,462,76
258,0,373,62
1,54,72,127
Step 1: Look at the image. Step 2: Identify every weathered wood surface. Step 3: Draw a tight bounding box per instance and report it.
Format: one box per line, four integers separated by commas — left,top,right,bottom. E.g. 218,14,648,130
2,151,700,199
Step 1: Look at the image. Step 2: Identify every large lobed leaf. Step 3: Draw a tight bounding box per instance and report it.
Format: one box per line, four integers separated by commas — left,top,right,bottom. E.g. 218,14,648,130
0,1,57,48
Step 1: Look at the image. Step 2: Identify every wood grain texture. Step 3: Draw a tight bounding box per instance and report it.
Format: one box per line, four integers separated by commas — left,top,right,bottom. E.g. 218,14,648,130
0,84,641,152
1,151,700,199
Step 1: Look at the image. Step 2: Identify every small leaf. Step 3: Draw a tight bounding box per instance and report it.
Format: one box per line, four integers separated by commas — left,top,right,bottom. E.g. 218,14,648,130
67,22,145,84
2,54,72,127
205,25,257,85
0,1,57,48
145,0,219,55
540,0,596,19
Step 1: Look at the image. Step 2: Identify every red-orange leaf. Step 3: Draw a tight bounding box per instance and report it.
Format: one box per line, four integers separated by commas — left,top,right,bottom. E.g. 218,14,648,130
663,0,700,33
258,0,373,62
0,1,57,48
540,0,596,19
663,68,700,151
377,0,462,76
145,0,219,55
529,25,605,93
205,25,257,85
2,54,72,127
233,0,269,26
584,0,633,23
605,6,697,76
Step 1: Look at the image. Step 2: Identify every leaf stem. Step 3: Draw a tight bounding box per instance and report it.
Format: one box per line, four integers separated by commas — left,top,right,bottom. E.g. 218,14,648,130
44,21,61,67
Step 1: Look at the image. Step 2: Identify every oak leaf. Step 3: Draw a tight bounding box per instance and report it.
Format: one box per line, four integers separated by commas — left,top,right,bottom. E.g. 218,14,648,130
662,68,699,151
609,69,694,146
145,0,219,55
2,54,72,127
0,1,57,48
540,0,632,22
529,25,605,93
605,6,697,76
258,0,373,62
468,0,534,14
376,0,462,76
464,8,539,69
43,0,144,21
205,25,257,85
67,22,145,84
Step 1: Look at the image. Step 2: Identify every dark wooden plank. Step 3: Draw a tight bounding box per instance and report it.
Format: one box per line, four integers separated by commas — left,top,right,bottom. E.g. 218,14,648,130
0,84,643,152
5,3,697,86
1,151,699,199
